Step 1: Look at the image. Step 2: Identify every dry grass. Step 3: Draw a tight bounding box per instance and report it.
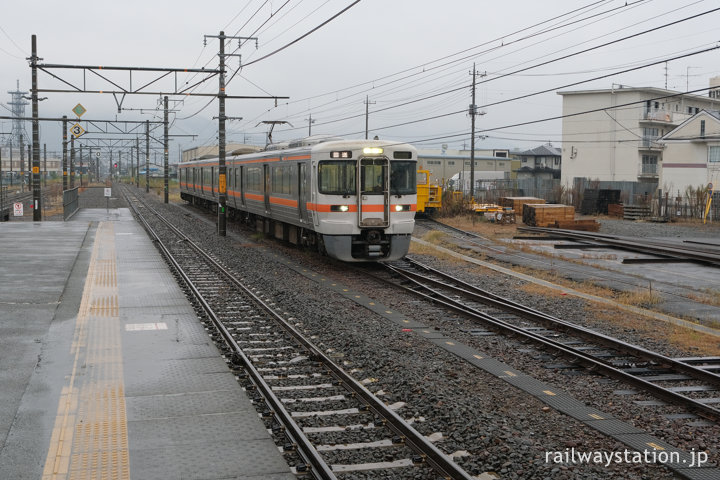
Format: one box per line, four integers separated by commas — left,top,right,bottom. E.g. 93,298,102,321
687,290,720,308
409,231,465,263
585,302,720,356
427,214,720,354
437,214,519,241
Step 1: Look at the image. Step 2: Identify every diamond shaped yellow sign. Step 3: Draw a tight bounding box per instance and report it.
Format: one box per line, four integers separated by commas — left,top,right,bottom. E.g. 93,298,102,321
72,103,86,117
70,123,85,138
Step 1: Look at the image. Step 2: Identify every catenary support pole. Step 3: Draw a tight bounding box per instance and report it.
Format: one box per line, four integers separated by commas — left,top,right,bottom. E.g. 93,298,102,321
31,34,41,220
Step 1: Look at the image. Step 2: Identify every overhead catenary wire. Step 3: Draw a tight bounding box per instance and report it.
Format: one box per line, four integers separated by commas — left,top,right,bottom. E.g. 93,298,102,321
238,3,719,141
181,1,657,148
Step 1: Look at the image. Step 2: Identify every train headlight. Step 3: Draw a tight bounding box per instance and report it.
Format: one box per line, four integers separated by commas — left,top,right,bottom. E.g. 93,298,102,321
394,204,411,212
362,147,383,155
330,205,350,212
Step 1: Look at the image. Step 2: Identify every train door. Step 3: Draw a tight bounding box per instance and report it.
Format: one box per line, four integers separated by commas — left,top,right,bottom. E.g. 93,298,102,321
311,162,319,227
358,157,389,227
238,166,245,207
263,164,271,213
298,162,308,222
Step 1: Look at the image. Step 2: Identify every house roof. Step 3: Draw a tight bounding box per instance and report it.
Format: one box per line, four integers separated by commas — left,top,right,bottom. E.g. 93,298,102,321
557,86,714,102
516,144,561,157
660,109,720,142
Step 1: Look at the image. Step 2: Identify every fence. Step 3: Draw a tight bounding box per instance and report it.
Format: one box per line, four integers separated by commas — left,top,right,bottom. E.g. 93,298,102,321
469,178,562,203
63,187,79,220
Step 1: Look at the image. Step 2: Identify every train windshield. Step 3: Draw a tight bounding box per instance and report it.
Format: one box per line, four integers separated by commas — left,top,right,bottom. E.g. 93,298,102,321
390,162,416,195
318,161,356,195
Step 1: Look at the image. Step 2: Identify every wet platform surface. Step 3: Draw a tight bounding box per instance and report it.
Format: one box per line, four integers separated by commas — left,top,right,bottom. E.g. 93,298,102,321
0,209,294,480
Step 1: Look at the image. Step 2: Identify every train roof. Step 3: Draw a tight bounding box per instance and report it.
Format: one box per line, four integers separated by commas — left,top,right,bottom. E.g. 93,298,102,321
180,137,416,166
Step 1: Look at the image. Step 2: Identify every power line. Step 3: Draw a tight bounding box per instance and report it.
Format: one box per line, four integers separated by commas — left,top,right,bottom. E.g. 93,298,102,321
242,1,362,68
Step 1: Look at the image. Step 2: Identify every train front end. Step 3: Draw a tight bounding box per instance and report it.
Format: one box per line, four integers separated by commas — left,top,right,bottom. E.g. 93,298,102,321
312,140,417,261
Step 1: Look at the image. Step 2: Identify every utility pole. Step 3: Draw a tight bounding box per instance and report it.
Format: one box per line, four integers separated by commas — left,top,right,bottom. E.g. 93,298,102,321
30,34,41,220
70,135,74,188
79,144,83,186
19,134,24,192
135,137,139,188
164,96,169,203
206,31,258,236
43,144,46,187
306,113,315,136
364,96,375,139
469,63,486,201
62,117,67,190
145,120,150,193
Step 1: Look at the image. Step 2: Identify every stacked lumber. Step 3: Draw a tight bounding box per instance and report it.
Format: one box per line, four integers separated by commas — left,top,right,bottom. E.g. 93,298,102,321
548,219,600,232
623,205,651,220
607,203,624,218
499,196,545,213
522,204,575,227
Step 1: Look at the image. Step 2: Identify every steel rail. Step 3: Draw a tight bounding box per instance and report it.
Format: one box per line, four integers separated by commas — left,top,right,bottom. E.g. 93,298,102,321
382,260,720,422
517,226,720,266
400,257,720,387
124,188,475,480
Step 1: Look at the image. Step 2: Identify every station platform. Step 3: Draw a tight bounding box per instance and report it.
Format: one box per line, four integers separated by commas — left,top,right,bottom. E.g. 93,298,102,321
0,209,295,480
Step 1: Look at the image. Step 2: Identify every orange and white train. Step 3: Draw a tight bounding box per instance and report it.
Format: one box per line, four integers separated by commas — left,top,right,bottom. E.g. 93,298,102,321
179,137,417,261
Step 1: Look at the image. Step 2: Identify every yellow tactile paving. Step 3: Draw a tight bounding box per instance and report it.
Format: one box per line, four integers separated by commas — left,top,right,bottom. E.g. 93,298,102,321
43,222,130,480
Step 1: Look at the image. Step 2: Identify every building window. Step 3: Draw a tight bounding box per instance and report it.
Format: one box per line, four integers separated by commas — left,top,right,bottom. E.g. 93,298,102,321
554,158,560,166
641,155,658,175
709,146,720,163
701,120,706,138
448,161,455,165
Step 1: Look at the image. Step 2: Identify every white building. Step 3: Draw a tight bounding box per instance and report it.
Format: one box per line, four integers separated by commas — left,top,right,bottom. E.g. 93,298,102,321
558,85,720,192
659,110,720,195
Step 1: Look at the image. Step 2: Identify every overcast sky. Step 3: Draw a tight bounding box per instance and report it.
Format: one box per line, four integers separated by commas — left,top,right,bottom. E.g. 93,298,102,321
1,0,719,162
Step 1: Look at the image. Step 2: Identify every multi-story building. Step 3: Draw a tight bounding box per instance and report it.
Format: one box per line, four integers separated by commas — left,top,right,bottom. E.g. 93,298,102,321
659,110,720,195
417,146,512,187
558,84,720,192
515,144,561,180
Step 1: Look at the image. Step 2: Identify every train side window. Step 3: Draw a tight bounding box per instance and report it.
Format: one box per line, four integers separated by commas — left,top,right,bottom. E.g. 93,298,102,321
272,165,292,194
246,166,262,191
318,161,356,195
390,161,416,195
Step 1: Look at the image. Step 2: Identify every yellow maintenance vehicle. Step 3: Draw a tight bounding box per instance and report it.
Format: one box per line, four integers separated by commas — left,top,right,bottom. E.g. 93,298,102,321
416,169,442,214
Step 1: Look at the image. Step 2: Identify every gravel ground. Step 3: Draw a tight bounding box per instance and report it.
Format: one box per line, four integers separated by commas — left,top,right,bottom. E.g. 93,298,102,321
113,185,718,479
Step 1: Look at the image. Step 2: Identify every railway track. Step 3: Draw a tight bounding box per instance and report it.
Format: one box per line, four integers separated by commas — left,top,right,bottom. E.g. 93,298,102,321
378,256,720,423
122,186,475,480
517,226,720,266
416,217,719,309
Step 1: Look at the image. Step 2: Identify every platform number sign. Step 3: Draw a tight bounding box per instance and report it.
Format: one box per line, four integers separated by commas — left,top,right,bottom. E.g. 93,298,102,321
70,123,85,138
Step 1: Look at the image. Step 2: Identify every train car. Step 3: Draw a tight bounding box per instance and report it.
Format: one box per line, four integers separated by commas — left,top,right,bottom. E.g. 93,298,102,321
416,169,442,214
179,137,418,261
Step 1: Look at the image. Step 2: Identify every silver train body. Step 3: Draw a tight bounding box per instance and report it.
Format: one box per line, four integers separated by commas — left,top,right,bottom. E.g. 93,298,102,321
179,138,418,261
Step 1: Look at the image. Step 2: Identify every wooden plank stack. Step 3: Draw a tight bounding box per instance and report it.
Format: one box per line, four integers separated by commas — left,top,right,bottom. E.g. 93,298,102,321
522,204,575,227
499,196,545,213
548,219,600,232
607,203,624,218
